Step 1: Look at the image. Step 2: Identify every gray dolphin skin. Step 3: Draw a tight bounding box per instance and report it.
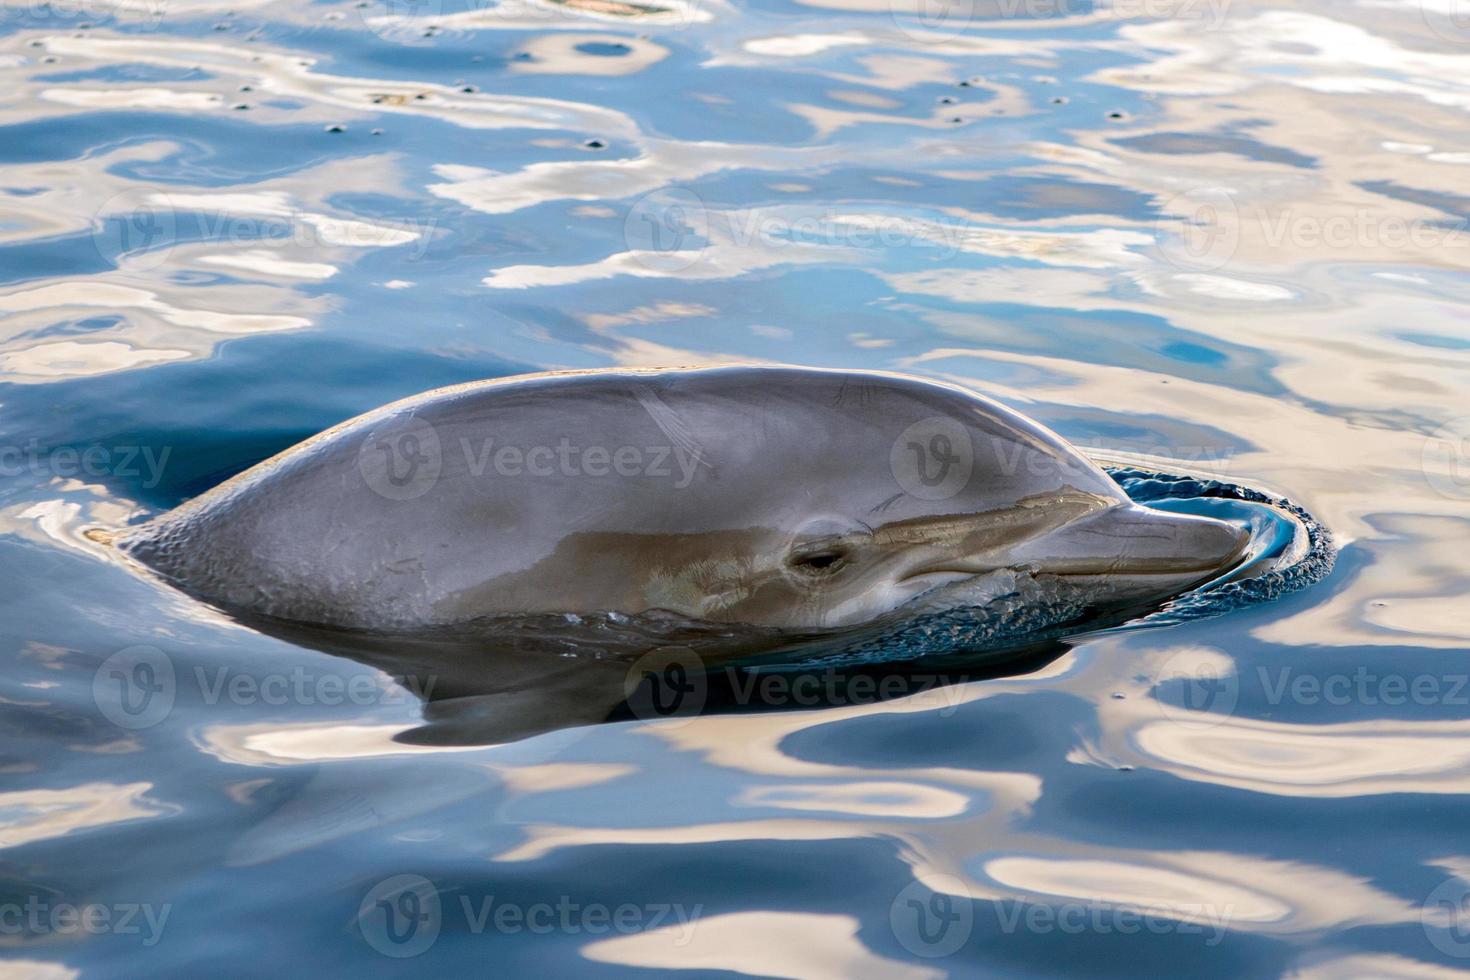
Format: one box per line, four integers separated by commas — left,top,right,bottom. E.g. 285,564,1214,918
116,365,1249,634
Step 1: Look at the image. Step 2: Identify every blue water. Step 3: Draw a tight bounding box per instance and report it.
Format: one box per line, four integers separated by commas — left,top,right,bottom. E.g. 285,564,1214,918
3,1,1470,976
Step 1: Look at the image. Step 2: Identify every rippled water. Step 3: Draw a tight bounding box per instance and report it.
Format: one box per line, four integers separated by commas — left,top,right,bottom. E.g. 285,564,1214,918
3,0,1470,975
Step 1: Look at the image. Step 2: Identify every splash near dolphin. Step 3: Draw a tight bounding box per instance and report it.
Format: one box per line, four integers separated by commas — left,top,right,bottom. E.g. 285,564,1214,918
111,365,1321,656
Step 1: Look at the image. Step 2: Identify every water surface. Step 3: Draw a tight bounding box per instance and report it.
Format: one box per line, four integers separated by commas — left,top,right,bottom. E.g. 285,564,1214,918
2,0,1470,975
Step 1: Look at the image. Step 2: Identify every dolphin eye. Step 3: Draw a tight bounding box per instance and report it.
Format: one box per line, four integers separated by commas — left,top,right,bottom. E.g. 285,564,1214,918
786,519,871,579
788,543,851,575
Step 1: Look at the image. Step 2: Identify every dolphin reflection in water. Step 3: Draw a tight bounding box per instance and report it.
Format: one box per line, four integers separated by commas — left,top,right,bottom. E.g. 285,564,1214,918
113,365,1251,743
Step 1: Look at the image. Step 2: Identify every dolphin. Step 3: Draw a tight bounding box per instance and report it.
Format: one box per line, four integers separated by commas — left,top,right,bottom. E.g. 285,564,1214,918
114,365,1249,637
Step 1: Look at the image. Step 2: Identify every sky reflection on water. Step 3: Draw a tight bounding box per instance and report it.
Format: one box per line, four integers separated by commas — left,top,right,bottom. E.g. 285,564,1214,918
1,0,1469,975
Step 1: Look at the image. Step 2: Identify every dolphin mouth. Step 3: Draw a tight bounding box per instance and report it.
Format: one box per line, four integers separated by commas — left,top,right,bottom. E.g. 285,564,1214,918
900,504,1251,589
1019,552,1249,579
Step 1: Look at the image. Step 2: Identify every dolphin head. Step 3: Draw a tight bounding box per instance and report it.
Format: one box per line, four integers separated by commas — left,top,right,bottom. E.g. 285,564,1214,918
614,367,1246,628
727,495,1250,630
441,367,1250,632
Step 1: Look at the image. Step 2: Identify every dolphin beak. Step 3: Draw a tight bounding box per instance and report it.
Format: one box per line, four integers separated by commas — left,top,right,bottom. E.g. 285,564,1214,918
1009,503,1250,586
892,500,1251,608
